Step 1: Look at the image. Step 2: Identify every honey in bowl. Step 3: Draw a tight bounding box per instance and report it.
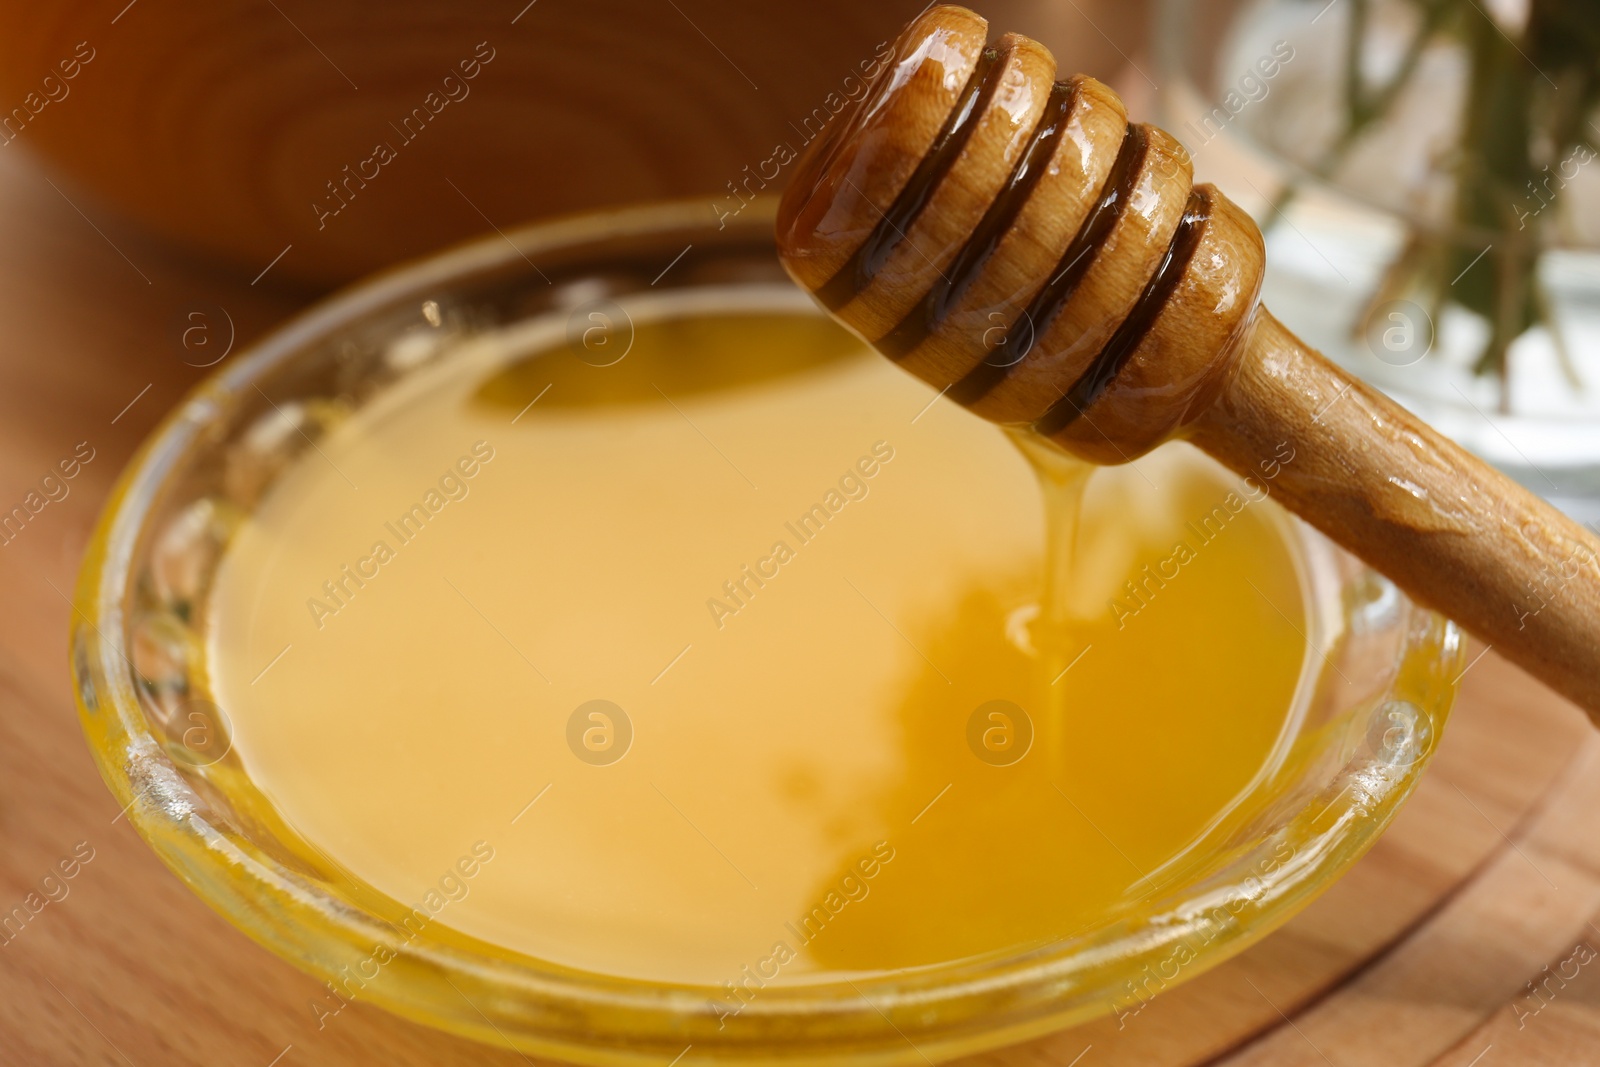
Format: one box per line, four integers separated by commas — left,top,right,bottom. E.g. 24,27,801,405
205,285,1309,995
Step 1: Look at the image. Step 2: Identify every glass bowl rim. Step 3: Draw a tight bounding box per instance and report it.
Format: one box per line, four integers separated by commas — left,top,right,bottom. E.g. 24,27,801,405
70,197,1464,1065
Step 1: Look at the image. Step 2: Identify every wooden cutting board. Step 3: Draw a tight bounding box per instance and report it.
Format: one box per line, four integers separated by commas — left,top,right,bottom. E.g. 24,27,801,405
2,139,1599,1067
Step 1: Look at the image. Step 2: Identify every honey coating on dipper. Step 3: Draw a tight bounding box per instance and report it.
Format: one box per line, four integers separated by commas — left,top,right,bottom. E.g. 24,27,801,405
206,298,1307,985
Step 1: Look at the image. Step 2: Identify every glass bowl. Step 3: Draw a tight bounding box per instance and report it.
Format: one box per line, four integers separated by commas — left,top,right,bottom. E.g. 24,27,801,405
70,198,1464,1065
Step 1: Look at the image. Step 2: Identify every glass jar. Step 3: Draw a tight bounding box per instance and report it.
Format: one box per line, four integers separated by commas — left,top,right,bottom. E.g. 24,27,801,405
1157,0,1600,522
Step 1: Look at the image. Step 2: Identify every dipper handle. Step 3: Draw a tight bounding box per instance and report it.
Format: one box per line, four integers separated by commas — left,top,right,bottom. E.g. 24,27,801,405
775,4,1600,719
1193,312,1600,715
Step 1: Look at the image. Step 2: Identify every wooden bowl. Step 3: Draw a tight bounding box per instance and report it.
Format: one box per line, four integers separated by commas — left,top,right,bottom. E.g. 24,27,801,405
0,0,1145,287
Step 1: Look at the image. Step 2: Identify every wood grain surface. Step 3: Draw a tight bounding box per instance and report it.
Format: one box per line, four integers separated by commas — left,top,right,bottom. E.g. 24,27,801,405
4,73,1600,1067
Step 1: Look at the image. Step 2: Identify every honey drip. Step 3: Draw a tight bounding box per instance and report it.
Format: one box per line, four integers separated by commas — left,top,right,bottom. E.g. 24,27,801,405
1006,428,1095,771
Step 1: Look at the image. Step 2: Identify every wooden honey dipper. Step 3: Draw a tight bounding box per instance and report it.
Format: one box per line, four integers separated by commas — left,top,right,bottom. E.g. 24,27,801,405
776,4,1600,720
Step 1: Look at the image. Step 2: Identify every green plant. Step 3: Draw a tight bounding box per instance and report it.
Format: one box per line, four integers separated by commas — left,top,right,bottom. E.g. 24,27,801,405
1281,0,1600,398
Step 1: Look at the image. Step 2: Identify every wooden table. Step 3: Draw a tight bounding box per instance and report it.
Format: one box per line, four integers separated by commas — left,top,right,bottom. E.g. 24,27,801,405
4,130,1600,1067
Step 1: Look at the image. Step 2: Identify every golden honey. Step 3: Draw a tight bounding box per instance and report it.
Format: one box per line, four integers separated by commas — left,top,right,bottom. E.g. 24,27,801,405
206,293,1308,992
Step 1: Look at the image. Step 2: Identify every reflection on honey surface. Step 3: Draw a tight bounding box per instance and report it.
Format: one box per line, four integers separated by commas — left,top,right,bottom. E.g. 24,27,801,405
207,293,1305,986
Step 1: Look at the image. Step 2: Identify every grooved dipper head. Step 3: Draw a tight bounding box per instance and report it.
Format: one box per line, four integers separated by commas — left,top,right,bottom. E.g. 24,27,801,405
776,4,1268,462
